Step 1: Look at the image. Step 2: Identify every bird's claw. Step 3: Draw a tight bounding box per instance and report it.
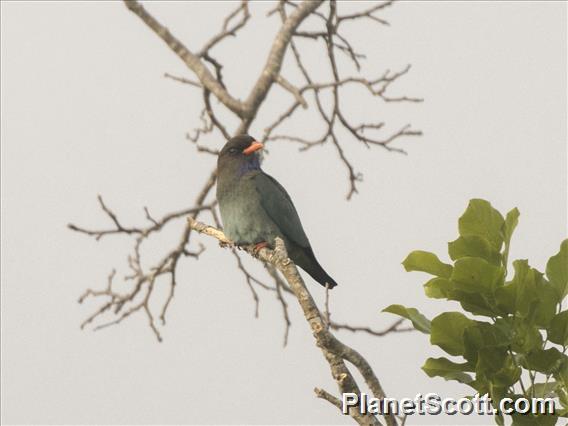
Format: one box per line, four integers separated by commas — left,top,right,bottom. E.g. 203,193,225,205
219,240,234,249
251,241,268,257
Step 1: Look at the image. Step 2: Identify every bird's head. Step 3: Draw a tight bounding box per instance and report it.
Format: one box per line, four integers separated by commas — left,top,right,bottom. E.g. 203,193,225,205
218,135,264,176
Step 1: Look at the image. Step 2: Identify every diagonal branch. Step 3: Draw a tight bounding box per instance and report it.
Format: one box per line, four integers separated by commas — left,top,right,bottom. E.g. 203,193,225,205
74,4,422,421
71,170,217,341
123,0,247,117
188,218,397,426
337,0,393,25
198,1,250,55
331,318,413,337
243,0,324,120
67,195,215,241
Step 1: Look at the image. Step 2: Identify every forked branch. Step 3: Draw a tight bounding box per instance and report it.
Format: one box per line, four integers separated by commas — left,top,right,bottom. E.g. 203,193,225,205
188,218,397,426
71,3,421,422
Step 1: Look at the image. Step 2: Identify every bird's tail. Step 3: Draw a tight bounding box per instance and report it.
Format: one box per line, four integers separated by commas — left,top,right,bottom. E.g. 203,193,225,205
292,245,338,289
312,268,338,289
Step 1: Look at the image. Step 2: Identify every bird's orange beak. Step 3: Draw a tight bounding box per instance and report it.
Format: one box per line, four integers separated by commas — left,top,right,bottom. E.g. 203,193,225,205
242,141,264,155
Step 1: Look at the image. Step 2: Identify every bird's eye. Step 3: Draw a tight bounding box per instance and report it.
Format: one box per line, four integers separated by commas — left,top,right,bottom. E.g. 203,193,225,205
228,148,238,154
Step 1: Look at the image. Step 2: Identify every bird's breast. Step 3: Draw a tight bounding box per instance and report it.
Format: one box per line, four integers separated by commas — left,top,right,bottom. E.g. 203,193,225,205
218,179,275,245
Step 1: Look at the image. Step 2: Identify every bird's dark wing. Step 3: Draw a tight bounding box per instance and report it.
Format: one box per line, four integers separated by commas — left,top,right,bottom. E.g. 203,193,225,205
252,172,310,248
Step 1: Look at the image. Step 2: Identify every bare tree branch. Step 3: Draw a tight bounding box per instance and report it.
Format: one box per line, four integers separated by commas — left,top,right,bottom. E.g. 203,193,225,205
331,318,414,337
68,195,141,240
72,3,422,422
314,387,343,410
71,170,217,340
188,218,396,426
243,0,325,121
124,0,247,117
67,196,215,240
263,1,421,198
275,75,308,108
73,0,420,347
197,1,250,56
164,72,201,88
337,0,394,25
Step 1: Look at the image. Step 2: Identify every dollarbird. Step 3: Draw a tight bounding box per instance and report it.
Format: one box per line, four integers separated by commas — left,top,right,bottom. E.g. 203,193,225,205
216,135,338,289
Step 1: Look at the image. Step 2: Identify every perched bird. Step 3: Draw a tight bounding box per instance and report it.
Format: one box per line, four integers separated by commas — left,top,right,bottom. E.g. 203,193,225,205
216,135,338,289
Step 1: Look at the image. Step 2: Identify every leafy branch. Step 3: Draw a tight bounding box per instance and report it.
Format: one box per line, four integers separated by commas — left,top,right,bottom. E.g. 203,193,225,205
385,198,567,425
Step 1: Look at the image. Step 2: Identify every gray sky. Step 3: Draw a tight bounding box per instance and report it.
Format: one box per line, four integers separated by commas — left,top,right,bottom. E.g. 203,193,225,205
1,1,566,425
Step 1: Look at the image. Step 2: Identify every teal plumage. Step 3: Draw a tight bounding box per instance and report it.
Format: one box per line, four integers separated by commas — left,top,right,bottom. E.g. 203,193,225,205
216,135,338,289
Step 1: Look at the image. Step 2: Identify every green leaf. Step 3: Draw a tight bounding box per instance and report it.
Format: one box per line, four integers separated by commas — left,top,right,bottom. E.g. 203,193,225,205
546,239,568,302
510,321,543,354
495,283,517,314
558,385,568,412
468,376,490,395
450,257,504,294
534,276,558,327
502,207,520,244
491,354,522,387
556,404,568,417
494,412,505,426
527,382,559,399
466,322,511,348
402,251,453,278
458,199,505,251
501,207,520,266
495,260,555,325
430,312,474,356
463,322,510,365
453,290,499,317
423,277,453,299
558,386,568,409
487,384,508,409
476,346,508,376
493,316,514,336
448,235,501,265
553,356,568,387
496,259,532,311
422,357,473,384
524,348,564,374
507,260,535,318
511,412,558,426
548,311,568,346
382,304,431,334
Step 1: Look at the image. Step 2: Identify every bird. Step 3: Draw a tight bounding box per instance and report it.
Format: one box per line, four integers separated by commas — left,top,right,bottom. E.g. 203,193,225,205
216,135,338,289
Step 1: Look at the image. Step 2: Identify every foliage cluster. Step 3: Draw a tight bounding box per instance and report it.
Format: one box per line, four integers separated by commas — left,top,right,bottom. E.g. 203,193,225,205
386,199,567,425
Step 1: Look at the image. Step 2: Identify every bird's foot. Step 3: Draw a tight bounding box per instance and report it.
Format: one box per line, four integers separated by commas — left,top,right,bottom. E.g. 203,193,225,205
219,240,235,249
251,241,269,257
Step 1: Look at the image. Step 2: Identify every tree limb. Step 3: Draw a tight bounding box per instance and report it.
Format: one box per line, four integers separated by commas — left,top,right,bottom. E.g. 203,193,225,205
72,4,421,421
243,0,325,120
123,0,247,117
188,218,397,426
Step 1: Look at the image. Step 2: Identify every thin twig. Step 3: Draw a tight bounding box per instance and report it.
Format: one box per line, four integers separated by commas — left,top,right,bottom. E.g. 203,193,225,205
331,318,413,337
188,218,395,426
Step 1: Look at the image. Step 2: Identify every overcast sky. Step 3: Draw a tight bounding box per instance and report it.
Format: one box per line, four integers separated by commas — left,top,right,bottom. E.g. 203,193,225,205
1,1,566,425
